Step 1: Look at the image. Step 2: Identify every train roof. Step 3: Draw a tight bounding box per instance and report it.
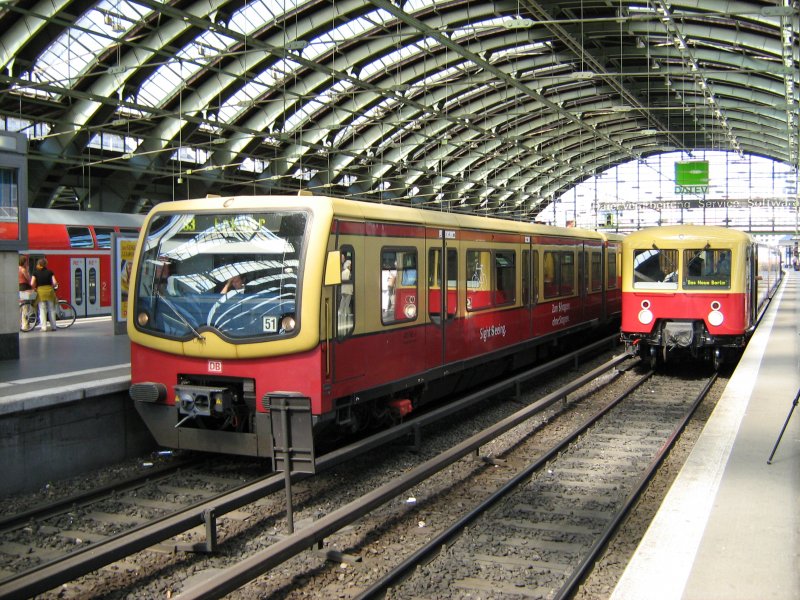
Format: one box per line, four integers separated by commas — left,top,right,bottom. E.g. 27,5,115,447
146,194,606,241
623,225,753,247
28,208,145,228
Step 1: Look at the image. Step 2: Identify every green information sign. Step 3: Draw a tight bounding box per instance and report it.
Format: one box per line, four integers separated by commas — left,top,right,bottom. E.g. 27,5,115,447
675,160,709,194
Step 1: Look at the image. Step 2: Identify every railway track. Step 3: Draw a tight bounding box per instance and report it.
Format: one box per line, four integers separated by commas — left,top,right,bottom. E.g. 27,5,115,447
0,337,619,599
370,370,717,599
0,458,265,582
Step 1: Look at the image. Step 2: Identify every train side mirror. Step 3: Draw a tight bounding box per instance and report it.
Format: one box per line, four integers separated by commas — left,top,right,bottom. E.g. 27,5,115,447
324,250,342,286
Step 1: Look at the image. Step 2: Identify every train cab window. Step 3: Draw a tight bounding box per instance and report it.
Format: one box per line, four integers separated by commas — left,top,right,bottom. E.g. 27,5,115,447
94,227,114,249
543,250,576,299
633,248,679,289
606,251,618,289
67,226,94,249
590,252,602,292
381,248,417,325
494,251,516,305
337,246,355,338
683,248,731,289
428,248,457,319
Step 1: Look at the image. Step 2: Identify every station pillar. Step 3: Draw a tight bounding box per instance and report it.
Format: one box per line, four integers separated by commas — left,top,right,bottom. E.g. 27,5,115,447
0,251,18,359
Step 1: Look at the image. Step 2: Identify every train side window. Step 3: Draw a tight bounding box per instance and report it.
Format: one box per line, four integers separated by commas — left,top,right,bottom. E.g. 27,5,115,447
67,226,94,249
494,251,515,305
382,248,417,325
94,227,114,249
543,250,576,298
606,251,618,289
559,252,575,296
633,248,678,289
543,251,557,298
337,245,355,338
466,249,492,311
590,252,602,292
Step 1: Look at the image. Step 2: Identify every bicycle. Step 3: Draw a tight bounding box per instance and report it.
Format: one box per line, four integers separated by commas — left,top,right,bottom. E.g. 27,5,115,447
19,294,77,332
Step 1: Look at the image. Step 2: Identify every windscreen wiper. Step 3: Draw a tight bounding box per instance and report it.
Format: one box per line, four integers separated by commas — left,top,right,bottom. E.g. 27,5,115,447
154,289,205,342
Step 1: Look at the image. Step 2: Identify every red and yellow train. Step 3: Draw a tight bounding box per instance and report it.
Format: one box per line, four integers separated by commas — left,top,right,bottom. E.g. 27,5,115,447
128,195,622,460
620,225,782,369
15,208,144,317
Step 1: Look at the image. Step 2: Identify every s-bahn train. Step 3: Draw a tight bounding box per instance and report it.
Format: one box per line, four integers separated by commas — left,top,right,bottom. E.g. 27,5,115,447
620,225,782,369
128,194,623,461
18,208,144,317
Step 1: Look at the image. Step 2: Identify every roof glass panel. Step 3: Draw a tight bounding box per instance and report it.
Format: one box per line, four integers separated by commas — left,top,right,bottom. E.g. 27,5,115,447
360,37,440,82
137,28,236,108
284,80,355,133
217,57,303,127
305,10,390,62
332,97,403,148
28,1,151,100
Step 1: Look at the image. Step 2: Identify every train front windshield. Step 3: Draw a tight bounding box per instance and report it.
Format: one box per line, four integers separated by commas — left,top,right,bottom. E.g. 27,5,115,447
133,211,308,340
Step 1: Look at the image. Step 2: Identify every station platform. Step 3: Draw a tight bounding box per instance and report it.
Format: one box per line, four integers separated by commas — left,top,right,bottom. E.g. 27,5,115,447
612,271,800,600
0,317,131,415
0,319,147,495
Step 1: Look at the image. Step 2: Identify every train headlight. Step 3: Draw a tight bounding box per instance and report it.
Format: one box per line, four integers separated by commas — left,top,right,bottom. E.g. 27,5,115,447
137,311,150,327
280,315,296,333
708,301,724,326
403,303,417,319
638,299,653,325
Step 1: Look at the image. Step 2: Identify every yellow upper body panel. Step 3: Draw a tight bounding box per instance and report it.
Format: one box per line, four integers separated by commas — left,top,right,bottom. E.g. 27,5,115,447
621,225,753,294
127,195,606,359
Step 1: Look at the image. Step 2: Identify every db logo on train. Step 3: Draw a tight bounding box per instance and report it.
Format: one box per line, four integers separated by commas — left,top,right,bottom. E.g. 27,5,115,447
208,360,223,373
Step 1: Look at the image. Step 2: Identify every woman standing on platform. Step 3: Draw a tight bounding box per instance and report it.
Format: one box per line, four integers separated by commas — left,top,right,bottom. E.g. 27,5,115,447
31,258,58,332
18,256,31,291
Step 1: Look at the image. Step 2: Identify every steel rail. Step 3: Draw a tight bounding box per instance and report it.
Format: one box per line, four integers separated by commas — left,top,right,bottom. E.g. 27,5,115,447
0,458,198,532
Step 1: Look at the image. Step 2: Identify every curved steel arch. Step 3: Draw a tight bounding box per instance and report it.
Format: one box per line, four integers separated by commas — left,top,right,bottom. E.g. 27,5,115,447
0,0,794,215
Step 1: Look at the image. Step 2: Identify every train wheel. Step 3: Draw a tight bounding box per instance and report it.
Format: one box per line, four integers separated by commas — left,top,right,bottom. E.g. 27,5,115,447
713,348,723,371
649,346,657,369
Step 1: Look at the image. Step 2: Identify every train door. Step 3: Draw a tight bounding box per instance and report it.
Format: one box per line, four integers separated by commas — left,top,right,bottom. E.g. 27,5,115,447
522,242,539,337
578,244,587,323
331,237,366,387
69,257,103,317
425,229,458,370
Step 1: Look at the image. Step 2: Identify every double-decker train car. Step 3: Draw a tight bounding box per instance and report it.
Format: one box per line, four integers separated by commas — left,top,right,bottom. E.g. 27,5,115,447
128,195,622,461
620,225,782,369
19,209,144,317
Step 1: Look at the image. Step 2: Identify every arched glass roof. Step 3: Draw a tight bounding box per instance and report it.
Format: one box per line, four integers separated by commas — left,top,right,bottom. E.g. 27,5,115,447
0,0,796,216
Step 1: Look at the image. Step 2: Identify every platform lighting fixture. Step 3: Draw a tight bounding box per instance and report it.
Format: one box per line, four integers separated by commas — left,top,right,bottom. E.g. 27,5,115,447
285,40,308,51
761,6,797,16
503,18,534,29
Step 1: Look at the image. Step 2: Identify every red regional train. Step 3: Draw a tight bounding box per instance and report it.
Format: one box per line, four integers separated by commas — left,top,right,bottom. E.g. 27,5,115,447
620,225,782,369
20,208,144,317
128,195,622,461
